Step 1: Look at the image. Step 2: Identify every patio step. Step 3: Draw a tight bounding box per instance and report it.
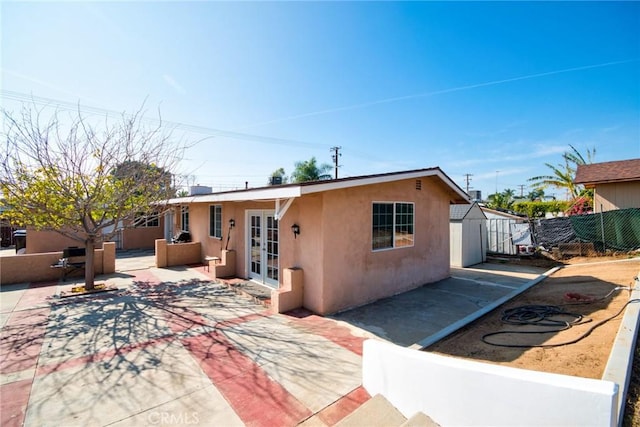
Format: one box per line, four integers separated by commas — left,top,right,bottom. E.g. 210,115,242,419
219,278,272,308
335,394,439,427
401,412,440,427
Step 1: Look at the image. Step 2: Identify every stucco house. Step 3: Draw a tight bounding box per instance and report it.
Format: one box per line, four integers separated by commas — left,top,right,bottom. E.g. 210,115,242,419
165,167,469,315
22,214,164,254
574,158,640,212
450,202,487,267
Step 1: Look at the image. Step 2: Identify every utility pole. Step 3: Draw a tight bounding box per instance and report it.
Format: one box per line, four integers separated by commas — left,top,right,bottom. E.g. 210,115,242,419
518,184,526,198
330,146,342,179
463,174,473,193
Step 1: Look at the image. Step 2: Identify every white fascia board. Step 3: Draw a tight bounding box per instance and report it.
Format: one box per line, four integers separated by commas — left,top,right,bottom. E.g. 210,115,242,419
161,197,197,205
169,186,302,204
164,168,468,205
432,170,472,202
299,169,469,201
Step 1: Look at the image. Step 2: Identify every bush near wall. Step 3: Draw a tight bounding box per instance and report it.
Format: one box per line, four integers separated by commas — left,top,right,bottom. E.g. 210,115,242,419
512,201,570,218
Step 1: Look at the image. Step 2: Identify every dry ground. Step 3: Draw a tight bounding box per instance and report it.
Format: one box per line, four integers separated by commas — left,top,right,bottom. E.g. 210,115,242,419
426,253,640,425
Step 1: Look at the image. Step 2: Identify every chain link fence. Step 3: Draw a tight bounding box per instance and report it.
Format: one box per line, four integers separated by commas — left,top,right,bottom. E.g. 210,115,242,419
532,208,640,253
571,208,640,251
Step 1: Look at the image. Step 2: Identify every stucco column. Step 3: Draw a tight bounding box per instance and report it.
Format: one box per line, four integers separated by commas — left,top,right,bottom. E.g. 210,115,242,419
214,250,236,278
155,239,167,268
102,241,116,274
272,267,304,314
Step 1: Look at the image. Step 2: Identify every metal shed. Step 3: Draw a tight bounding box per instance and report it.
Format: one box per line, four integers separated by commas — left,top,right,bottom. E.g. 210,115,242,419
450,203,487,267
481,207,531,255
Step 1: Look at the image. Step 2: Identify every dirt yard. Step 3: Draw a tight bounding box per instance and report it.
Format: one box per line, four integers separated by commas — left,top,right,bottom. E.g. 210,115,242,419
426,254,640,424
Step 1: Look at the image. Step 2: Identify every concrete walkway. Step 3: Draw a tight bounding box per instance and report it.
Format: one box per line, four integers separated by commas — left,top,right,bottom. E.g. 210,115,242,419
1,258,548,427
331,263,547,347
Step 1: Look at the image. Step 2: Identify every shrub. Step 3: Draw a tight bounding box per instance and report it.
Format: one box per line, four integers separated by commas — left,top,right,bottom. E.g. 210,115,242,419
512,201,571,218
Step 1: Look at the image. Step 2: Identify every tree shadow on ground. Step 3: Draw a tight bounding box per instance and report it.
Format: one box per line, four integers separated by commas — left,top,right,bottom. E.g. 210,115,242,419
7,275,357,425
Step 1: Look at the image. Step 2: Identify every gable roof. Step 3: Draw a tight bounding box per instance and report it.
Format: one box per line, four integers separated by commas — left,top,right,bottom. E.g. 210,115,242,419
574,158,640,187
166,167,470,205
450,203,473,220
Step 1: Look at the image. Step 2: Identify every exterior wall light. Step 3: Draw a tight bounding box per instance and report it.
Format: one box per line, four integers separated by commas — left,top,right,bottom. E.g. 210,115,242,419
291,224,300,239
225,219,235,250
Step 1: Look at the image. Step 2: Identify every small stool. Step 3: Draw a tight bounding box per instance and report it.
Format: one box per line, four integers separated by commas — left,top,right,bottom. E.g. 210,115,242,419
204,256,221,272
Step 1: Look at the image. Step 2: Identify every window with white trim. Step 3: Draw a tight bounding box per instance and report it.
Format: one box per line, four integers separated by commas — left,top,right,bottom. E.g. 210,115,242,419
209,205,223,238
372,202,414,250
181,206,189,231
133,213,159,228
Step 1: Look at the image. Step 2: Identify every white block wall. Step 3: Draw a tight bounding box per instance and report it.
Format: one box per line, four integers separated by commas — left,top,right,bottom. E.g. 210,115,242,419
363,339,618,426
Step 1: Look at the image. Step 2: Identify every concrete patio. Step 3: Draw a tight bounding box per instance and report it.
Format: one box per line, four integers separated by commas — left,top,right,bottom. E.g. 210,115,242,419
2,251,605,426
1,260,377,427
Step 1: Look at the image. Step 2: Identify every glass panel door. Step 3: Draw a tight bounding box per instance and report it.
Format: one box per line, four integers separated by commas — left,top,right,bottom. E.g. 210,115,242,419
249,213,262,279
247,210,279,287
265,213,279,285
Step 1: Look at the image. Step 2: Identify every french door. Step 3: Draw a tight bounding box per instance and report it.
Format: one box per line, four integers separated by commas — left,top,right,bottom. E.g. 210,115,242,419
247,210,279,287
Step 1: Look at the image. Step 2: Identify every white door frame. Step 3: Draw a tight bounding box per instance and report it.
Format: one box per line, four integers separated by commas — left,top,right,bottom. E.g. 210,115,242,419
246,210,279,288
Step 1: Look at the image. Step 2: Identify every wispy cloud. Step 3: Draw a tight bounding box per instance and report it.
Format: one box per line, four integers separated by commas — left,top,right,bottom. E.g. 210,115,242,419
162,74,186,95
452,144,566,168
239,59,638,130
2,68,100,104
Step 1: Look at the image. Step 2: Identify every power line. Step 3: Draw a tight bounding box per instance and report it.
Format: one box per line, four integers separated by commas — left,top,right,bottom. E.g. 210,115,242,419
0,90,331,150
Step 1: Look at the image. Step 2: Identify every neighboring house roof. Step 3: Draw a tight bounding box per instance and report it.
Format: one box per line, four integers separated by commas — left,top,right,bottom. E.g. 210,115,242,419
574,158,640,187
166,167,470,205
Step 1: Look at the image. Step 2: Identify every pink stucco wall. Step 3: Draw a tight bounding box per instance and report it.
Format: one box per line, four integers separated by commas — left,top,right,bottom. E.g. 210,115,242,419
173,201,275,277
26,229,80,254
176,175,455,315
121,217,164,250
25,220,164,254
1,242,116,285
295,177,451,314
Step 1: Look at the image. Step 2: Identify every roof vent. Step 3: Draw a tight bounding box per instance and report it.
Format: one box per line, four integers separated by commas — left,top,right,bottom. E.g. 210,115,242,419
416,179,422,190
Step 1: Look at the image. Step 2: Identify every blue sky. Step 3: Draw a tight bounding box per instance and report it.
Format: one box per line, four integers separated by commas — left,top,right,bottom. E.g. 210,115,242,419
2,1,639,199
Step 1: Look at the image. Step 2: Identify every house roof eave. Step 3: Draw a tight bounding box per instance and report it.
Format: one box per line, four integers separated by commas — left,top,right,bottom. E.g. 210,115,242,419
164,167,470,205
574,158,640,185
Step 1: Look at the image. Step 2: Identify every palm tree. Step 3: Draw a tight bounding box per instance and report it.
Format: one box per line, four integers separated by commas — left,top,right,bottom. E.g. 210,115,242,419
487,189,515,210
290,157,332,183
527,188,545,201
528,145,595,200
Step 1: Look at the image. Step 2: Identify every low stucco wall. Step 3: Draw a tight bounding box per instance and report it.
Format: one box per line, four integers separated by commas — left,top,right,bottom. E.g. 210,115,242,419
121,222,164,250
363,339,618,426
155,239,201,268
272,267,304,314
212,250,236,279
1,242,116,285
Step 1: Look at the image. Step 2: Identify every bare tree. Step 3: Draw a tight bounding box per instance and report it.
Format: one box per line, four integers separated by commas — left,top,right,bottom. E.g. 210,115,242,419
0,103,186,290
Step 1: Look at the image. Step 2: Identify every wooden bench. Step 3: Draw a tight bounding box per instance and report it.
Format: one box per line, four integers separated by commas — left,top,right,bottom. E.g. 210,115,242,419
51,247,86,281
